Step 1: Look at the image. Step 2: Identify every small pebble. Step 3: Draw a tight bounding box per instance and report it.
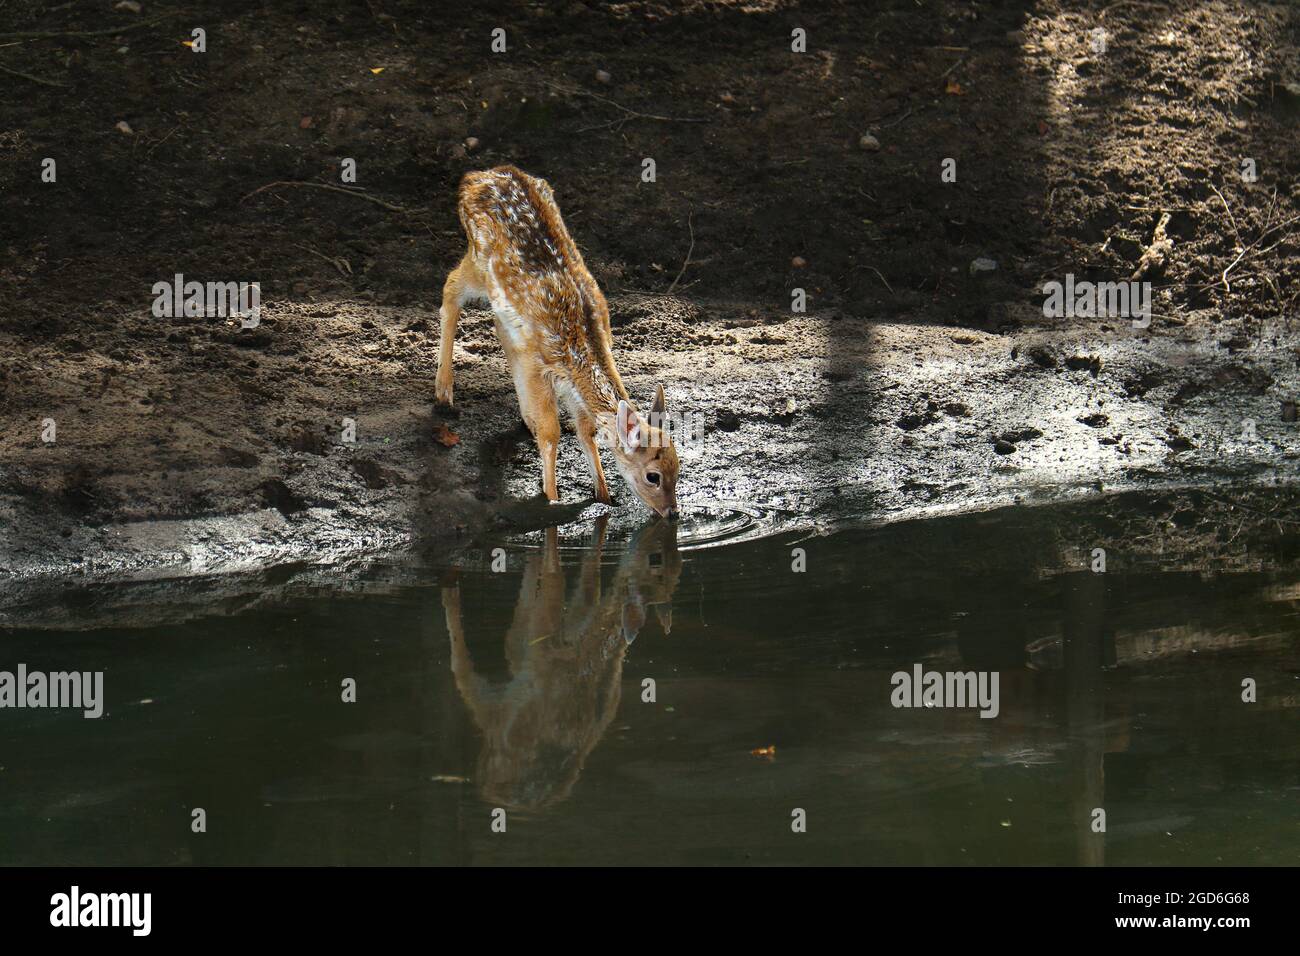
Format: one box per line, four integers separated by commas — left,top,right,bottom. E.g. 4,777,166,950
464,136,480,151
595,69,611,85
969,257,998,276
859,132,881,151
791,256,807,268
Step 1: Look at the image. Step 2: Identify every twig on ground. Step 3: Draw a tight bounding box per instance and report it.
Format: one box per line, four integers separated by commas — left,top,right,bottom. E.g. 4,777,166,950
294,244,353,277
0,63,66,86
1207,183,1239,240
145,125,181,158
666,212,695,295
240,180,410,213
548,82,707,132
1220,247,1248,293
879,108,914,129
1210,196,1300,294
0,15,171,40
866,266,893,294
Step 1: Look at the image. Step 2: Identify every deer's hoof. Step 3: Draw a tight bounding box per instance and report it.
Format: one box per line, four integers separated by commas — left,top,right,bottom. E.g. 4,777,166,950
434,378,454,408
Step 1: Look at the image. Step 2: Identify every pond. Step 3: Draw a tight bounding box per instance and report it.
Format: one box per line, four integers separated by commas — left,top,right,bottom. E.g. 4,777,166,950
1,493,1296,865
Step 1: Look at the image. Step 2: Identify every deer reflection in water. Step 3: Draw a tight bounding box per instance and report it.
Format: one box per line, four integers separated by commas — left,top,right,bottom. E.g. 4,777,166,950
442,515,681,811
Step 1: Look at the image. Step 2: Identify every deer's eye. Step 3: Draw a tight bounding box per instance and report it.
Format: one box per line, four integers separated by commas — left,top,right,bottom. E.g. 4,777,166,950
645,472,661,486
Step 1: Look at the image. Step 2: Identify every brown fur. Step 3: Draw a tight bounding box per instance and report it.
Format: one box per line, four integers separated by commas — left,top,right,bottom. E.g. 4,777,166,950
436,166,680,515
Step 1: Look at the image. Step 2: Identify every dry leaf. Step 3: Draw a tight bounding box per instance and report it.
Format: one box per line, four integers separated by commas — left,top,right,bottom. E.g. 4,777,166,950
944,78,966,95
1036,120,1049,135
180,40,194,48
751,745,776,759
370,67,385,75
299,116,313,129
433,423,460,447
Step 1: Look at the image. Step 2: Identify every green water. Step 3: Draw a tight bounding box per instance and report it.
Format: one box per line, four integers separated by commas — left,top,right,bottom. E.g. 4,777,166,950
1,495,1297,865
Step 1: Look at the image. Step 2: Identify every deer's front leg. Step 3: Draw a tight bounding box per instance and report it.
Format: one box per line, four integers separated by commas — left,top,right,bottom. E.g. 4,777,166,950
577,412,611,504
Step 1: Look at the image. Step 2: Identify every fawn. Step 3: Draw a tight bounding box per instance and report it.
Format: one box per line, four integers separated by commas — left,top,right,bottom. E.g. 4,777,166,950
442,515,681,808
436,165,679,518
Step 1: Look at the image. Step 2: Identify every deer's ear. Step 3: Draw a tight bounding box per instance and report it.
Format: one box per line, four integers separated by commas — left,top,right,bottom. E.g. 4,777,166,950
617,399,642,452
651,384,667,416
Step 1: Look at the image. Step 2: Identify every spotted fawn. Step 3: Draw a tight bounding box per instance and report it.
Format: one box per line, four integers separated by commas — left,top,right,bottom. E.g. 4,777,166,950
436,166,679,518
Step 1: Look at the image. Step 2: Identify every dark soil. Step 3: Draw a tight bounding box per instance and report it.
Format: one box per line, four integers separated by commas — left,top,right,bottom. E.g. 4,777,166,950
1,0,1298,583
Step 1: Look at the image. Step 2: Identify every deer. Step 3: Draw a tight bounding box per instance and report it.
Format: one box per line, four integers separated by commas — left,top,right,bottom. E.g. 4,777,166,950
441,515,682,809
435,165,680,519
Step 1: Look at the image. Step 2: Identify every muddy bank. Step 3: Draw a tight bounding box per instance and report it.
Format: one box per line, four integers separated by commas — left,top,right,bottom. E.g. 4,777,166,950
1,0,1299,599
2,289,1299,584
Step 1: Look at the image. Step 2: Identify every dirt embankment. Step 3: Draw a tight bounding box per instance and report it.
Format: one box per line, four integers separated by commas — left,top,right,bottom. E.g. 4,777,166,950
1,0,1298,589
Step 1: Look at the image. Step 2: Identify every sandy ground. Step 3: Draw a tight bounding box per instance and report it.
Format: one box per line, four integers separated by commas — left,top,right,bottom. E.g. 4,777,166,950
1,0,1298,606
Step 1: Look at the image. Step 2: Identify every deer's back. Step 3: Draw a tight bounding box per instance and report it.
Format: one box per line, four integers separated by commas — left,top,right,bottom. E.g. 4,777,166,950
458,166,607,360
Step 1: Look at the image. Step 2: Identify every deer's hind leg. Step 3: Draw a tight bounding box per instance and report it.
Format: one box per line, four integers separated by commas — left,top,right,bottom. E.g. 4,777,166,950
436,255,484,408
